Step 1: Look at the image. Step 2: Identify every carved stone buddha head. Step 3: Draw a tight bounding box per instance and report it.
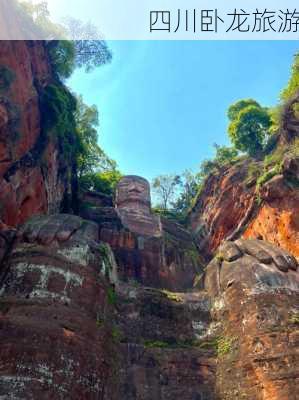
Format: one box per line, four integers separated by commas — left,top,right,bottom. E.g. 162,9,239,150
115,176,161,237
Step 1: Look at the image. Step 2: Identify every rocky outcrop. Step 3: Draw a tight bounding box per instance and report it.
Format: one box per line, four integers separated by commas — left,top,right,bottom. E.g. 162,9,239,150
189,155,299,260
205,239,299,400
0,214,118,399
0,41,76,228
188,159,257,260
243,157,299,257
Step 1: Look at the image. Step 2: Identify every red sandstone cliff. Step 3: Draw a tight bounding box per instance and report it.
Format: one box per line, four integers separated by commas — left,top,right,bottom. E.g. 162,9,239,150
0,39,298,400
0,41,76,228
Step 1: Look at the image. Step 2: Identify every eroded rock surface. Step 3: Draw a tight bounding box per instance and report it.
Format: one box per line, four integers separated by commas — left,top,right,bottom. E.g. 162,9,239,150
0,41,76,228
111,283,216,400
0,214,117,399
189,156,299,260
205,239,299,400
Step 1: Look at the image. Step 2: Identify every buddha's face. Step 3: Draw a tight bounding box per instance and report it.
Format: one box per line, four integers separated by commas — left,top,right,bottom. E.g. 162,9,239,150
116,176,151,210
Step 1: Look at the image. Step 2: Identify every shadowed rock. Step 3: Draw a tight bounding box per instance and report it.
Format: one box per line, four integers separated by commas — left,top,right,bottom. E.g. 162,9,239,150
0,214,117,399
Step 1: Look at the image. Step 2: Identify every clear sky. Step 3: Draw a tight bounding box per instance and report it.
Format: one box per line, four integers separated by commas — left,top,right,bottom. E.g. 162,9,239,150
68,40,299,182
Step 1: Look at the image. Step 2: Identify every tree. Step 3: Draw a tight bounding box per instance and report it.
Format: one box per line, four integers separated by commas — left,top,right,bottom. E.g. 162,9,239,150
18,1,112,79
75,96,116,178
152,175,182,211
228,101,271,157
172,171,201,215
227,99,260,121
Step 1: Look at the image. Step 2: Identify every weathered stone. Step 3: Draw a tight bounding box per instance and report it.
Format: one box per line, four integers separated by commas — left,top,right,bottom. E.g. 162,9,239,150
188,156,299,259
116,175,161,237
205,239,299,400
0,41,77,228
0,215,117,399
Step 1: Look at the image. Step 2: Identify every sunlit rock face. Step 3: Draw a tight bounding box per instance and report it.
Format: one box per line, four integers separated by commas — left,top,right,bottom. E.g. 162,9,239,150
0,215,117,399
205,239,299,400
115,176,161,237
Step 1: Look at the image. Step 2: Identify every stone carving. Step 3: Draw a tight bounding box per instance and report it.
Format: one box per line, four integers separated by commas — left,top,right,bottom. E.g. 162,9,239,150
0,214,117,399
115,175,161,237
205,239,299,400
205,238,299,297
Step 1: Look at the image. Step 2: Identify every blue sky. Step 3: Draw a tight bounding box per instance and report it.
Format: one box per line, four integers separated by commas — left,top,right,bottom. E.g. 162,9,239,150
68,41,298,181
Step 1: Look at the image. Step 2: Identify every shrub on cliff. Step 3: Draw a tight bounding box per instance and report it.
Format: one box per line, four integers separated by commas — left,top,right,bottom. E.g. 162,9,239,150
41,83,77,158
79,170,122,196
281,53,299,101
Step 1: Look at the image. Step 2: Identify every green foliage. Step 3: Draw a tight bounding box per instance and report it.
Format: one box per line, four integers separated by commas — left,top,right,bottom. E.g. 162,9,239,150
161,290,183,303
19,1,112,79
217,336,237,356
152,174,182,211
144,340,169,349
228,102,272,157
19,0,66,38
48,41,76,79
111,327,123,343
75,96,115,177
171,170,202,217
41,83,77,157
0,66,15,91
212,144,239,165
227,99,260,121
72,39,112,73
256,164,282,188
268,106,283,134
107,287,117,305
245,162,261,187
48,40,113,80
79,169,122,196
281,53,299,101
292,102,299,119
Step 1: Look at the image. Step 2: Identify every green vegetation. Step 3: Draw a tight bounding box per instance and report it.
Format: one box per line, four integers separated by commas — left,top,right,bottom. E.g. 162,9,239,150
75,96,116,178
111,327,123,342
161,290,183,303
41,83,77,157
144,340,170,349
0,66,15,91
143,339,201,349
228,100,272,157
107,287,117,305
18,1,112,80
41,83,121,195
217,336,237,356
48,41,76,80
79,169,122,196
281,53,299,101
289,312,299,325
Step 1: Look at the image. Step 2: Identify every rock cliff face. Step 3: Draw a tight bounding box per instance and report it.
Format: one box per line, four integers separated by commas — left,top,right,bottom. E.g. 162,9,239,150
205,239,299,400
0,41,76,228
0,215,117,399
0,40,298,400
189,154,299,260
